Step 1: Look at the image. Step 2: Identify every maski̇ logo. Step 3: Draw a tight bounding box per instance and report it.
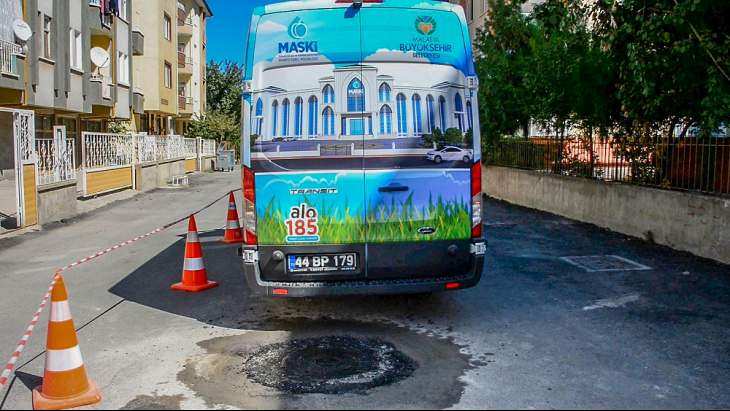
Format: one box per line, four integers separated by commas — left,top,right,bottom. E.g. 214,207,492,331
279,17,318,54
288,17,307,39
415,16,437,36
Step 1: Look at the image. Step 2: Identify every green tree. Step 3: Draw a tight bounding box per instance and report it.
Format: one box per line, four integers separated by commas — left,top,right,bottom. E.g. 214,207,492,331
206,61,244,122
186,111,240,151
473,0,533,145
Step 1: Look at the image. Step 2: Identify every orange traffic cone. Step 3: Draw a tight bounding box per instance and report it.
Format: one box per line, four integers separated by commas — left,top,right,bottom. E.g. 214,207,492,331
171,215,219,292
32,274,101,410
222,192,244,244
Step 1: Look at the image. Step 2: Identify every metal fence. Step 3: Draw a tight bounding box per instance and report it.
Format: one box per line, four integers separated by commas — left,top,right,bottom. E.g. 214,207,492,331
155,135,186,161
136,134,157,163
184,138,197,159
36,138,76,186
0,39,21,77
485,135,730,197
82,133,135,169
201,139,216,156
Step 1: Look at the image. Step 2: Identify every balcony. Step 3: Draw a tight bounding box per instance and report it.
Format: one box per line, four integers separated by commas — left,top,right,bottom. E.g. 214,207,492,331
177,9,193,38
0,40,22,78
179,95,192,113
88,2,113,36
133,88,144,114
88,75,114,107
132,29,144,56
177,52,192,77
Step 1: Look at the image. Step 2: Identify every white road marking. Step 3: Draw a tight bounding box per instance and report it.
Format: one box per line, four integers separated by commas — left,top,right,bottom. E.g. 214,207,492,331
583,293,641,311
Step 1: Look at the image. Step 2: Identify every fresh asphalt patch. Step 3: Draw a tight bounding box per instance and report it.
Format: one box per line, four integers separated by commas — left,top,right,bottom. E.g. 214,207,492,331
176,319,473,409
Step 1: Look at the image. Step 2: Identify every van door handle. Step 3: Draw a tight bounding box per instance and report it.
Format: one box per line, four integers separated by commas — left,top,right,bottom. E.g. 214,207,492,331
378,184,409,193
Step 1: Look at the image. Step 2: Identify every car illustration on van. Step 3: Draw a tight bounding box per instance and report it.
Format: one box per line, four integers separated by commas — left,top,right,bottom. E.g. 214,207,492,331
239,0,486,297
426,146,474,164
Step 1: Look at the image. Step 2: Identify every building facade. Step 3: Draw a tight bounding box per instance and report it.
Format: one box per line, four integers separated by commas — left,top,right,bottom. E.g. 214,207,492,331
132,0,210,135
0,0,142,164
252,63,474,142
450,0,542,39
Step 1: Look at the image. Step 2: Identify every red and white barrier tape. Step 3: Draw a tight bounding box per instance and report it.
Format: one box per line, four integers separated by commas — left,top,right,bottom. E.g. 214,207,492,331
0,274,59,387
0,189,239,391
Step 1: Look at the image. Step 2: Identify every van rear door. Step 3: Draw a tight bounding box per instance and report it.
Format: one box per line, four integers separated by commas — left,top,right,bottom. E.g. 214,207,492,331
248,5,368,282
359,4,477,279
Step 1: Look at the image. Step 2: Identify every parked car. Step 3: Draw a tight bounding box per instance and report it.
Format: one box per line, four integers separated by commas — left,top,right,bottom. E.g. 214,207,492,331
426,146,474,164
272,137,284,142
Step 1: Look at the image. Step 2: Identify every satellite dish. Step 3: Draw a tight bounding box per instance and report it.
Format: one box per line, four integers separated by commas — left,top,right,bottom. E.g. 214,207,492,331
90,47,110,68
12,19,32,42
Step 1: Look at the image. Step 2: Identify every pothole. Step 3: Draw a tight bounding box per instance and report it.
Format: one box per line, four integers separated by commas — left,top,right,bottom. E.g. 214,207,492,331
242,335,417,394
178,319,475,409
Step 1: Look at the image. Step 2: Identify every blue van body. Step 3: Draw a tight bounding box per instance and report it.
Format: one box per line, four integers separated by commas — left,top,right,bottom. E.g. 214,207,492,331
240,0,485,297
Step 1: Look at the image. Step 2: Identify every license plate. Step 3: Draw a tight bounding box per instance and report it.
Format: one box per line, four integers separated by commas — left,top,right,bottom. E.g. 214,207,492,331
287,253,357,274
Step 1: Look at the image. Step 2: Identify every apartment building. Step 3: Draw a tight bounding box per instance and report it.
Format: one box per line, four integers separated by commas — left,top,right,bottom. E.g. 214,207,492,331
450,0,543,39
0,0,141,163
132,0,211,135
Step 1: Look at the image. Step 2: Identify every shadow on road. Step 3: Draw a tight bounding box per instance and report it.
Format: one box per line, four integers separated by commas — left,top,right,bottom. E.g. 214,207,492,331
108,229,475,409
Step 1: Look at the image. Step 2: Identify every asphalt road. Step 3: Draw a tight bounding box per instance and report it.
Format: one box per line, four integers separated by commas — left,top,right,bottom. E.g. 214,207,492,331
0,171,729,409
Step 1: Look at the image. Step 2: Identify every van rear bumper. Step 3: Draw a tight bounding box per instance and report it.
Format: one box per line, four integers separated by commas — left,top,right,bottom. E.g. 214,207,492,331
240,243,485,298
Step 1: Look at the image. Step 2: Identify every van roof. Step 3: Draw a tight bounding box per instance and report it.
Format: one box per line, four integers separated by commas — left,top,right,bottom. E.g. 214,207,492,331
256,0,462,15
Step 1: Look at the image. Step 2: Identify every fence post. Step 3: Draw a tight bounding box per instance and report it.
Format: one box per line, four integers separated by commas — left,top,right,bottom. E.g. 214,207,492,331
197,137,202,171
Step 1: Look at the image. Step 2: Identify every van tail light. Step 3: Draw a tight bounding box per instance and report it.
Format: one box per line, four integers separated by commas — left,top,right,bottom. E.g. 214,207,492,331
243,165,257,245
471,161,482,239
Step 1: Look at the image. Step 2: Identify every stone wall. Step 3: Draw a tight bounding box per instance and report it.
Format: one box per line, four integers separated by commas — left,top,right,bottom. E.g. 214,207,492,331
483,166,730,265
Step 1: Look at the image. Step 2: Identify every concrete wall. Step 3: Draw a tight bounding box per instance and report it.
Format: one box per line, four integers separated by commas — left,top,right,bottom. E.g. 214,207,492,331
200,156,214,172
483,166,730,265
37,180,77,224
135,158,187,192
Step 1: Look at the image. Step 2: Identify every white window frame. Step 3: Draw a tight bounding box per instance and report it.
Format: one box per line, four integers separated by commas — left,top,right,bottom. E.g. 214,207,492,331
69,28,82,71
163,13,172,41
164,61,172,88
117,51,129,85
43,15,52,60
119,0,128,21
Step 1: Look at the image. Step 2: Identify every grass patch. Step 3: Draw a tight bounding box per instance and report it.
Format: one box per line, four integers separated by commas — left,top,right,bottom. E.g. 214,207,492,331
257,194,470,244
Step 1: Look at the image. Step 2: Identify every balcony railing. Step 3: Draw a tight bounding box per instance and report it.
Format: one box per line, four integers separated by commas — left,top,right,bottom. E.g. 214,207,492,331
0,39,22,76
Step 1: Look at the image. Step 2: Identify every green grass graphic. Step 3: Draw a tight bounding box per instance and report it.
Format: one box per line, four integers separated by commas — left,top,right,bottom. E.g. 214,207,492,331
257,194,470,244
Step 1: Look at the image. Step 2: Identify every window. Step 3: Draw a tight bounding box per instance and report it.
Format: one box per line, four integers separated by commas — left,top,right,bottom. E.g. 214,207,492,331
466,100,473,131
322,107,335,136
164,62,172,88
379,105,393,135
396,93,407,136
411,94,423,136
293,97,303,137
254,98,263,136
163,13,172,41
323,85,334,104
271,100,278,136
308,96,318,137
43,15,52,59
119,0,128,20
281,99,290,136
350,118,364,136
439,96,447,131
347,78,365,113
118,52,129,85
454,93,465,132
379,83,391,102
426,95,436,133
69,29,82,71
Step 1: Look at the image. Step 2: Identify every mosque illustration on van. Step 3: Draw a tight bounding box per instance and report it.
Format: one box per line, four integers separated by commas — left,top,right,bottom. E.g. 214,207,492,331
249,63,475,142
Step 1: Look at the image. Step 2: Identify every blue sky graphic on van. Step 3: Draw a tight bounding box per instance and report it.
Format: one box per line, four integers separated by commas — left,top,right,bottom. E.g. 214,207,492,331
244,0,475,79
